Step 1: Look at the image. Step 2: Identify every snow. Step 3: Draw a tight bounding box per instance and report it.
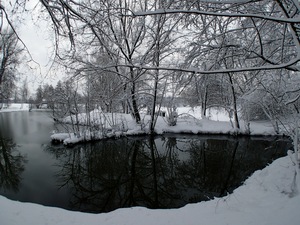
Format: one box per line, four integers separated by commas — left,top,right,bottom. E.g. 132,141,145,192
1,152,299,225
0,103,30,112
1,104,300,225
51,107,279,145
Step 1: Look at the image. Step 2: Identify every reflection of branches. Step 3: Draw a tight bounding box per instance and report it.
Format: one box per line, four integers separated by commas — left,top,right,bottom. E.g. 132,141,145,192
44,143,67,159
149,137,158,207
47,140,133,212
219,140,239,196
0,138,26,191
160,137,179,181
44,135,290,213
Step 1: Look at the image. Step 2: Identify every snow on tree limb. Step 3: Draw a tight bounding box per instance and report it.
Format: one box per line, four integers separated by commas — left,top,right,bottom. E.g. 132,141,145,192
130,9,300,24
285,94,300,105
112,56,300,74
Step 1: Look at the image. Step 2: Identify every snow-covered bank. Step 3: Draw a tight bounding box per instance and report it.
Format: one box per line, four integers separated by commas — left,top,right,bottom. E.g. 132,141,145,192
0,103,30,112
51,107,282,145
1,153,299,225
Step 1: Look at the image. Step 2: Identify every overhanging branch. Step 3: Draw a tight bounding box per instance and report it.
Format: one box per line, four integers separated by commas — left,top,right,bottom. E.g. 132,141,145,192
130,9,300,24
108,57,300,75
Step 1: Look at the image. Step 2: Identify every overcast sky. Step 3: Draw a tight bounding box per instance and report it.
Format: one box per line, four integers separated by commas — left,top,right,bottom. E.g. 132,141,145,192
4,0,59,94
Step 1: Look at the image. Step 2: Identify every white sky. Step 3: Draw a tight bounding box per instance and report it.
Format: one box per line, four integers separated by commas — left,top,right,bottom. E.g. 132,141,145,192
3,0,60,95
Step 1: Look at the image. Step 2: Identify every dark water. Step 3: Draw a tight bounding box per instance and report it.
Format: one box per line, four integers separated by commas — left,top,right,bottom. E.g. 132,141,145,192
0,111,292,213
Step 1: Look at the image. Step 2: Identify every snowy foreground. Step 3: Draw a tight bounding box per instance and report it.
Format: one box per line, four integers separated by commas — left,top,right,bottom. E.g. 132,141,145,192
1,152,299,225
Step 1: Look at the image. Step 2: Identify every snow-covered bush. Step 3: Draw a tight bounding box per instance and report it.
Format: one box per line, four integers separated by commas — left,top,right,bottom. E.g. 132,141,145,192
166,106,178,126
240,72,300,134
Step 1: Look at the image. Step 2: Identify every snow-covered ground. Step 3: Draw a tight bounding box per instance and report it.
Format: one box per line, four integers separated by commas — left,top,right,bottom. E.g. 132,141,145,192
1,152,299,225
51,107,280,145
1,104,300,225
0,103,30,112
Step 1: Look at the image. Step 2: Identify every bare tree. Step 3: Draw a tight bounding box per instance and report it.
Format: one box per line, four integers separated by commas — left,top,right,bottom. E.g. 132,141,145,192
0,29,23,106
123,0,299,74
146,0,181,132
38,0,150,123
2,0,300,139
0,29,20,85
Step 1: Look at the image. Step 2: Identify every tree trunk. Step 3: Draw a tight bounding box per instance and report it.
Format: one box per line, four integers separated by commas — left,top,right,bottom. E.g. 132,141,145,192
201,88,208,118
150,73,158,133
228,73,240,129
130,72,141,124
0,56,7,86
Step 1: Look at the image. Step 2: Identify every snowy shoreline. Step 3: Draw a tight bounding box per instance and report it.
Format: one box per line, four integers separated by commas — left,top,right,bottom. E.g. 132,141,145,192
50,108,286,146
1,104,287,146
51,129,288,147
1,152,299,225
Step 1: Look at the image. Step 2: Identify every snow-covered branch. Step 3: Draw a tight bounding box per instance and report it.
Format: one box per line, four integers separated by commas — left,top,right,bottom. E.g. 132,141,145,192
188,0,259,3
285,94,300,105
130,9,300,24
113,56,300,75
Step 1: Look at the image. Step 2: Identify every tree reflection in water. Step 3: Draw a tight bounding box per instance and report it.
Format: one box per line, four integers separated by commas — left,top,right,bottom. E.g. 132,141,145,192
0,137,26,192
46,135,290,213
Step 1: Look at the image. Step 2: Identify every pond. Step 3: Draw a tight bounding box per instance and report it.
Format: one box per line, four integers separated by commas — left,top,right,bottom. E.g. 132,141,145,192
0,111,292,213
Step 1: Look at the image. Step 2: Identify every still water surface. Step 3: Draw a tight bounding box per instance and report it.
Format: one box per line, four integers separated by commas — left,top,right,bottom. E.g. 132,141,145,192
0,111,292,213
